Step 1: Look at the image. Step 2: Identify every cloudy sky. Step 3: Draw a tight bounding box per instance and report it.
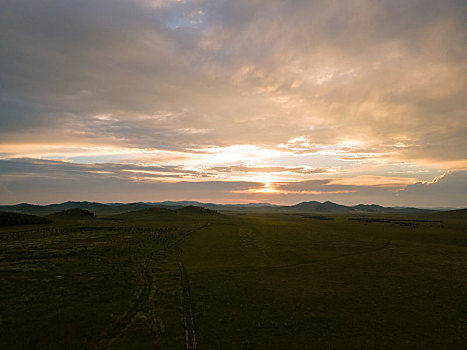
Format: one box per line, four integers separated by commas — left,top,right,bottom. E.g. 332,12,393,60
0,0,466,206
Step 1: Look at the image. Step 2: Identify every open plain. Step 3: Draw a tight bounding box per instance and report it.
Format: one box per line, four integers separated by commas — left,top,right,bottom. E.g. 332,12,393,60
1,208,466,349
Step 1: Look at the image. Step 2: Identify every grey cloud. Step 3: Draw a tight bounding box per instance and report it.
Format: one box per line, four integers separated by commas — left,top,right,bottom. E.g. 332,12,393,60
271,172,466,207
0,158,327,182
275,179,399,197
398,171,467,207
0,158,200,179
0,0,465,161
0,158,261,204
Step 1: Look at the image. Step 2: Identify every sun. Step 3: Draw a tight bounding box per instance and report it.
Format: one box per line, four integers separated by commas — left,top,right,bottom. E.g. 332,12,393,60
255,174,280,193
256,182,279,193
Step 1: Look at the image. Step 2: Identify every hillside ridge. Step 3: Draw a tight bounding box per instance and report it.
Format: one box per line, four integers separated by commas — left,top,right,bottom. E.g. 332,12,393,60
0,200,449,216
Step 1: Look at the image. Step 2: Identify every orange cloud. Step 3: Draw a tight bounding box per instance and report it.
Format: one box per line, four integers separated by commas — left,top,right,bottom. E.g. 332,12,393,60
327,176,417,187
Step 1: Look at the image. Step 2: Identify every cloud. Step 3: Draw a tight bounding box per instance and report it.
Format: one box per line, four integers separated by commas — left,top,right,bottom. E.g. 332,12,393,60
0,158,200,181
0,158,261,204
0,0,465,162
3,158,463,207
208,165,328,175
327,176,417,187
397,170,467,207
272,179,404,197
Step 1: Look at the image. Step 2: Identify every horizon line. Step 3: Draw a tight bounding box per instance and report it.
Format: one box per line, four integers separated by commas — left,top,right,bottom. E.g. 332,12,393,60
0,200,463,210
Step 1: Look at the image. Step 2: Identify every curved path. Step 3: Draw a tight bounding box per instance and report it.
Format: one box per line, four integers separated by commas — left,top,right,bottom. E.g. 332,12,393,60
94,259,153,350
93,224,208,349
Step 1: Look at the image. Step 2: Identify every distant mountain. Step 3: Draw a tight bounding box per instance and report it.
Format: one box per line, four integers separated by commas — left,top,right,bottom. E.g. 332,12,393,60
230,202,276,207
48,201,108,211
269,201,436,214
158,201,206,207
316,201,350,213
0,200,442,216
352,204,389,212
0,203,45,214
288,201,321,212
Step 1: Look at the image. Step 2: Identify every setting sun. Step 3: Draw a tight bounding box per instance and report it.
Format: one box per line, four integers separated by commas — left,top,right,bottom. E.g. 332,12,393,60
256,182,279,194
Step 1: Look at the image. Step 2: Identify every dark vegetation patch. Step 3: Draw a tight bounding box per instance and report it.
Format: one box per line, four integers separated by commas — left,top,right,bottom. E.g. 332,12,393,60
0,211,51,227
113,207,176,222
49,208,96,219
348,217,442,227
176,206,218,215
302,215,334,220
137,207,174,215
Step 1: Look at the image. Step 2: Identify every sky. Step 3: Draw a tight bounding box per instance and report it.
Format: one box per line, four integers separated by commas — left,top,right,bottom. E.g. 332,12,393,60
0,0,466,207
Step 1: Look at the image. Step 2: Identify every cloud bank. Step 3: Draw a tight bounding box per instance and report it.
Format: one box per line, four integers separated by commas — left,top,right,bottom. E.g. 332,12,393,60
1,159,465,207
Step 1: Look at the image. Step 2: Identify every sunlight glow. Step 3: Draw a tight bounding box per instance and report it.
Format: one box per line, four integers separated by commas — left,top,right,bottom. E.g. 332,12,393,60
255,182,280,193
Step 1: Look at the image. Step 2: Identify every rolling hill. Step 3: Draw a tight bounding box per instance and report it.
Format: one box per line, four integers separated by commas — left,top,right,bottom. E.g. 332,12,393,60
430,208,467,219
0,211,51,227
0,200,446,216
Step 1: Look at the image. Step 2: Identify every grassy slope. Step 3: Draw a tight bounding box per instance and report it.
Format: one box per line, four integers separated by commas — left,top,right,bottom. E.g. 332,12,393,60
430,208,467,220
0,211,51,226
0,215,186,349
0,212,466,349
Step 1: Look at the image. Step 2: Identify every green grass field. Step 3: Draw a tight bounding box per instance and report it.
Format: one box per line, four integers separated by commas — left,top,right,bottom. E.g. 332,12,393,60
0,210,466,349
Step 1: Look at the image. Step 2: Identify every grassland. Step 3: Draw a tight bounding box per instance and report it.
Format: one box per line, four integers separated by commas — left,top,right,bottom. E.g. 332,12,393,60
0,209,466,349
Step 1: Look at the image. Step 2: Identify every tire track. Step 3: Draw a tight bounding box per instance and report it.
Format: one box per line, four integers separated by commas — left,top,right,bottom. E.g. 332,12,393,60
177,249,198,350
94,259,153,349
175,223,211,350
93,224,208,350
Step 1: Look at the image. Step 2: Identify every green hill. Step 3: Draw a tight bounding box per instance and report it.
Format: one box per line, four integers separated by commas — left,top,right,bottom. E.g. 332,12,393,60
0,211,51,227
0,200,437,215
96,203,154,216
430,208,467,219
176,205,219,215
115,207,175,220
